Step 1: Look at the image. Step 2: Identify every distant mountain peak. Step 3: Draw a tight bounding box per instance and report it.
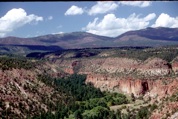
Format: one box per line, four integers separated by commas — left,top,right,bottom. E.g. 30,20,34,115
0,27,178,49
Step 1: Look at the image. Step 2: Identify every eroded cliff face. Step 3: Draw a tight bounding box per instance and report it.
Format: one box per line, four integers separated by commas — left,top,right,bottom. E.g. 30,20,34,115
58,57,171,77
137,58,171,76
55,57,178,99
85,73,178,99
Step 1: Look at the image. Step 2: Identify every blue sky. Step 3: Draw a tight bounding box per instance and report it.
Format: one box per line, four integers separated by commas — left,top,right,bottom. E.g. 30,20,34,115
0,1,178,38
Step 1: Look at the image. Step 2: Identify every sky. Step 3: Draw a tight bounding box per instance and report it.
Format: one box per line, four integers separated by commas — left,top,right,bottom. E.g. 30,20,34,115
0,1,178,38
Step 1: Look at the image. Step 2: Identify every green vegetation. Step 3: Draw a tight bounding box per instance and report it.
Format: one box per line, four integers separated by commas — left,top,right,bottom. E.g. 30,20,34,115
1,46,177,118
0,57,37,70
112,47,178,62
136,106,150,119
38,74,104,101
34,74,128,119
44,46,178,63
168,92,178,102
116,104,158,119
28,46,178,63
34,74,159,119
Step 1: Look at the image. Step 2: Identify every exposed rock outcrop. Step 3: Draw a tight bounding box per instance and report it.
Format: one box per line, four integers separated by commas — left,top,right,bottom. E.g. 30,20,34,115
86,73,178,99
54,57,178,99
172,56,178,74
137,58,171,76
58,57,172,77
98,57,140,74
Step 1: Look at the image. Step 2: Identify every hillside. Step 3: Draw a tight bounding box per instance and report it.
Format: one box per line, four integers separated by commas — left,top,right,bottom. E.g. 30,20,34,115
29,46,178,118
116,27,178,41
1,46,178,118
114,27,178,47
0,27,178,55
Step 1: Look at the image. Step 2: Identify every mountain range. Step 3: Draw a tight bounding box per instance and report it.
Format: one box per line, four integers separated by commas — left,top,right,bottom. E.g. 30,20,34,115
0,27,178,55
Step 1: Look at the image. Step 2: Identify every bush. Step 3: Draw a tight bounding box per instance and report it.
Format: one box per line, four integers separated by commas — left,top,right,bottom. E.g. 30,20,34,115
150,104,157,112
136,107,150,119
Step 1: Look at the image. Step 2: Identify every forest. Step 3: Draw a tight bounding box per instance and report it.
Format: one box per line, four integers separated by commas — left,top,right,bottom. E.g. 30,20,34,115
32,74,157,119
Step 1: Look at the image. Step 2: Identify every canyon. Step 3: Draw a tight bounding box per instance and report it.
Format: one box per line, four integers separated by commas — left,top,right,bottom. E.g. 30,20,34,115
45,49,178,118
52,56,178,99
1,46,178,118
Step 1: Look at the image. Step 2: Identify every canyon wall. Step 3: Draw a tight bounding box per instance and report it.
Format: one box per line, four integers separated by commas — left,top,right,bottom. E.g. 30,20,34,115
56,57,178,99
85,73,178,99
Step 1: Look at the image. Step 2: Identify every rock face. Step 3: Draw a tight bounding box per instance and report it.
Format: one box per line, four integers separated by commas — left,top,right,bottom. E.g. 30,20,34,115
85,73,178,99
55,57,178,99
172,56,178,74
137,58,171,76
57,57,171,76
98,57,140,74
85,73,119,92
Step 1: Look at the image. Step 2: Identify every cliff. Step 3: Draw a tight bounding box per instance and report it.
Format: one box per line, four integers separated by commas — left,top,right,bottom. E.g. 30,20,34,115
85,73,178,99
53,57,178,100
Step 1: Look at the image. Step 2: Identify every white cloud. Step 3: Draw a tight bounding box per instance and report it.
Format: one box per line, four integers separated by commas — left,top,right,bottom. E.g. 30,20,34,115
119,1,152,8
152,13,178,28
0,8,43,37
88,1,118,15
83,13,156,37
52,31,64,35
65,5,84,16
48,16,53,20
144,13,157,21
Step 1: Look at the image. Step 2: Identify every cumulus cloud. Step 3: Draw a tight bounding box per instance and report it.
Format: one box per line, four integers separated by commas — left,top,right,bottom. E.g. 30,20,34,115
0,8,43,37
65,5,84,16
119,1,152,8
88,1,118,15
152,13,178,28
83,13,156,37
